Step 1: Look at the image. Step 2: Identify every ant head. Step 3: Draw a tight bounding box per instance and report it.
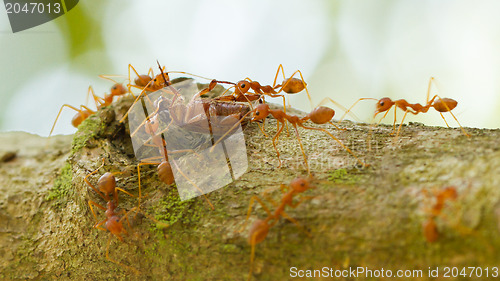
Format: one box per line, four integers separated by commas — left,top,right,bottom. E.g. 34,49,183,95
153,73,170,88
106,215,123,235
290,177,314,192
251,104,270,121
375,97,394,115
236,80,250,93
111,83,127,97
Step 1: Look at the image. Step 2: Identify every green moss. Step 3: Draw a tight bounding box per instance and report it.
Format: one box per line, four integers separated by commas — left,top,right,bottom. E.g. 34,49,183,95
149,190,204,230
71,115,101,153
46,163,73,207
328,168,362,184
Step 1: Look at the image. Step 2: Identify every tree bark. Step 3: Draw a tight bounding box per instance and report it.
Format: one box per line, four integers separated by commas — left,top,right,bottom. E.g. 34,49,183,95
1,96,499,281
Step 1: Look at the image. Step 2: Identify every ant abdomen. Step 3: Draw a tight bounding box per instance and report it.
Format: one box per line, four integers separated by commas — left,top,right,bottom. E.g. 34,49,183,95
98,172,116,196
433,98,458,112
307,106,334,124
248,219,269,245
282,78,306,93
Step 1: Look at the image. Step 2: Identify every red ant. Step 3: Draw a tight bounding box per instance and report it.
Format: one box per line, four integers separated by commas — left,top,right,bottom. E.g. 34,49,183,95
86,159,169,274
215,64,312,108
339,77,470,138
49,83,128,137
214,101,367,174
87,200,140,274
421,186,458,243
239,176,315,281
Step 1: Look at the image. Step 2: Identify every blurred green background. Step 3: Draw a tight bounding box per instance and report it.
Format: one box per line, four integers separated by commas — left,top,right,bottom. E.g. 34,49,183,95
1,0,499,136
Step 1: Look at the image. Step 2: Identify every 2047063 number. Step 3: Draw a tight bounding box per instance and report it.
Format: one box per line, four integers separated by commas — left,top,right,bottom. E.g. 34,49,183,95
5,2,61,14
443,267,499,278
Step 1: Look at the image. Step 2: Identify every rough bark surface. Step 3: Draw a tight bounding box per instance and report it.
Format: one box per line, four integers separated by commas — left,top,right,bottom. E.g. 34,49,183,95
1,95,500,281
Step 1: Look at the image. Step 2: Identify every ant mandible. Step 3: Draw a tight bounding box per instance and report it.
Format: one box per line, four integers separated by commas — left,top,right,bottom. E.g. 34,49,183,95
239,177,315,281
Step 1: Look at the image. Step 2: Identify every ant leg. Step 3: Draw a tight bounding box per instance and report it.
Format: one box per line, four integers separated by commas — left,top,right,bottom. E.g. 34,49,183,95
390,106,398,135
84,159,107,201
395,110,410,140
238,196,273,233
128,64,142,87
271,121,285,168
272,64,287,87
279,211,312,238
267,93,290,136
114,187,136,205
105,233,140,275
328,121,346,131
94,218,108,232
440,113,451,128
317,97,361,123
98,74,124,85
394,108,418,140
88,200,106,225
425,77,436,104
256,122,269,138
290,124,310,174
218,85,236,98
337,98,378,124
119,79,155,123
248,233,261,281
289,196,315,209
299,124,367,167
166,70,214,81
48,104,89,137
85,86,104,109
170,158,214,210
443,111,470,137
365,108,392,151
434,95,470,137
